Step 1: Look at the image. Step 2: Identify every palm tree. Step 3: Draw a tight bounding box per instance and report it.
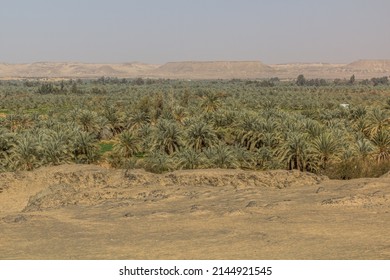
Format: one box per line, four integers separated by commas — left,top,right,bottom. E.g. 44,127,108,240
154,120,182,155
42,135,70,165
138,123,153,153
309,131,343,171
200,91,220,113
0,128,16,170
262,132,280,149
77,110,99,133
354,138,373,161
103,106,125,135
277,132,309,171
113,130,141,158
236,113,261,150
303,119,322,138
5,114,23,132
232,145,254,169
352,117,368,135
0,128,15,158
349,105,367,120
370,130,390,162
184,121,218,152
172,106,187,125
240,127,263,150
72,131,100,164
175,148,204,169
364,108,390,137
127,111,150,131
37,128,74,165
10,133,40,170
143,150,172,173
204,143,238,169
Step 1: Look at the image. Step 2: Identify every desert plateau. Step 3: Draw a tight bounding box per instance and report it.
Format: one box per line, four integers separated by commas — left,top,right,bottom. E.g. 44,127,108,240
1,59,390,80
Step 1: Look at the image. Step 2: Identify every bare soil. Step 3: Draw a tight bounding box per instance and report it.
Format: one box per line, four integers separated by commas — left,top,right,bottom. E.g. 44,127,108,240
1,165,390,259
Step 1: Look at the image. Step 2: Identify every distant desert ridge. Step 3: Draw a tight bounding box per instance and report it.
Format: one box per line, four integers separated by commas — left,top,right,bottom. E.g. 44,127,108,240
1,59,390,80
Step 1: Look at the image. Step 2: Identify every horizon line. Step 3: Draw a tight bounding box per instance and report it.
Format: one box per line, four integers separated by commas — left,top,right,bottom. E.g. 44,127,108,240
1,58,390,65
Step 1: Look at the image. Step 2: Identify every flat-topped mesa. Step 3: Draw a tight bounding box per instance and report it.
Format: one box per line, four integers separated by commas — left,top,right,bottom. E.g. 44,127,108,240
1,60,390,80
0,62,159,78
345,59,390,72
152,61,274,79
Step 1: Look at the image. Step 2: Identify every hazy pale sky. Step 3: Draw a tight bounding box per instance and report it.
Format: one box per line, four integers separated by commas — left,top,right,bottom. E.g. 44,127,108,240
1,0,389,64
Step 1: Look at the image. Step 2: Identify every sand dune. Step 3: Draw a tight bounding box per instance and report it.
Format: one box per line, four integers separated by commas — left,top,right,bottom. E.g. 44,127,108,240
1,164,390,259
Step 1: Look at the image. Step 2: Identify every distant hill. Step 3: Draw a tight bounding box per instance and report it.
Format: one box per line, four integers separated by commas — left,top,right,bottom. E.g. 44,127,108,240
1,59,390,80
151,61,274,79
0,62,159,79
344,60,390,72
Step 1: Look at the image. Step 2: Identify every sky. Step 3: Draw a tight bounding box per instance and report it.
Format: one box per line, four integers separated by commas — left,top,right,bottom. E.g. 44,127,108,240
1,0,390,64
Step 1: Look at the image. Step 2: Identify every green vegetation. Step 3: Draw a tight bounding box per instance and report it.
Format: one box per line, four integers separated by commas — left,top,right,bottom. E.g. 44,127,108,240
99,141,114,154
0,77,390,178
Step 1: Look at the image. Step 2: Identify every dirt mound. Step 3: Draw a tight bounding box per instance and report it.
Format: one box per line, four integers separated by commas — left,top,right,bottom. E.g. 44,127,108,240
321,192,388,208
152,61,274,79
320,181,390,208
11,166,325,212
3,164,390,259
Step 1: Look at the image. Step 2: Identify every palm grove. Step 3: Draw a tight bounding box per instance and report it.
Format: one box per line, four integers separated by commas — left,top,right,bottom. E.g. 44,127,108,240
0,76,390,179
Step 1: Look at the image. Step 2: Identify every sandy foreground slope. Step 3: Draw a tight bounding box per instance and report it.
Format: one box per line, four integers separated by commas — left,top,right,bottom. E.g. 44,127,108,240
0,164,390,260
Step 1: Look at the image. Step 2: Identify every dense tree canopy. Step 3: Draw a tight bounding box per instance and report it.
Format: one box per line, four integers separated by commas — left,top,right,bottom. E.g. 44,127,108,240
1,77,390,178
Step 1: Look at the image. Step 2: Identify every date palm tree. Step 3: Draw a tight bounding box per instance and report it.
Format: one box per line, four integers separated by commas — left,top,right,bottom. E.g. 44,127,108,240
154,119,182,155
103,106,125,135
277,132,309,171
354,138,373,161
138,123,153,153
364,108,390,138
77,109,100,133
143,150,172,173
253,146,275,169
42,130,71,165
127,111,151,131
240,125,263,150
309,131,343,171
370,130,390,162
10,133,40,170
0,128,15,158
113,130,141,158
184,121,218,152
303,119,322,138
172,106,187,125
175,148,205,169
232,145,255,169
72,131,100,164
200,91,220,113
0,128,16,170
204,142,238,169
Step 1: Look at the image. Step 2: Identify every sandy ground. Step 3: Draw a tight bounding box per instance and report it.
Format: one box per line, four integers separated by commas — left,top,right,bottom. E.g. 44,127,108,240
1,165,390,259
